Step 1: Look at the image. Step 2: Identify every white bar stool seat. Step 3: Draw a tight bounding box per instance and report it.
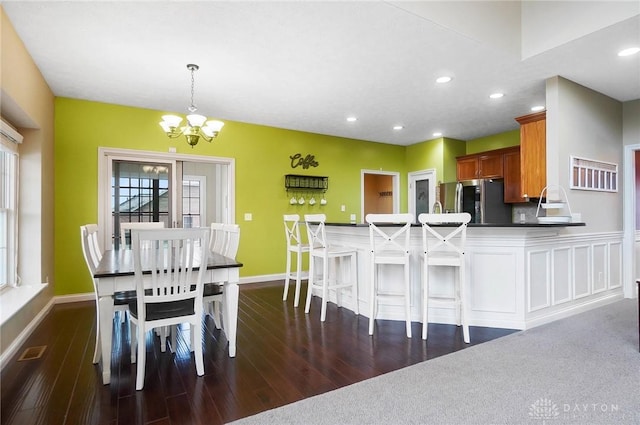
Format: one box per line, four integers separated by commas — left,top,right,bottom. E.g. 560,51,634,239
283,214,310,307
366,213,414,338
304,214,359,321
418,212,471,343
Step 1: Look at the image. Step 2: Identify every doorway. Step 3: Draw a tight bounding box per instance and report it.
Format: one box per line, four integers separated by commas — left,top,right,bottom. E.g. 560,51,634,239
408,169,437,222
361,170,399,222
98,148,235,250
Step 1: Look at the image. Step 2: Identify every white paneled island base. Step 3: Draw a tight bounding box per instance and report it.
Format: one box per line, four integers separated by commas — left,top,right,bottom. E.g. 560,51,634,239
314,224,623,330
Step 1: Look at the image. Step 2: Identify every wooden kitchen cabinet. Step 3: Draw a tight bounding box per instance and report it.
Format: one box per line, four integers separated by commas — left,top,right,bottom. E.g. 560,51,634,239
516,111,546,198
456,150,503,180
503,146,527,203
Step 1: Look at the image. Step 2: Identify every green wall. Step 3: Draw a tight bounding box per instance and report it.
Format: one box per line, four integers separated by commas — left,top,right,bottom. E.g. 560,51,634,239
465,129,520,154
55,98,521,295
55,98,406,295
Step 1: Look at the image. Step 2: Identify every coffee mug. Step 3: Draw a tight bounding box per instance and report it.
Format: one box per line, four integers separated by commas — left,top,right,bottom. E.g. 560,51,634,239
320,198,327,205
298,196,305,205
309,197,316,205
290,196,297,205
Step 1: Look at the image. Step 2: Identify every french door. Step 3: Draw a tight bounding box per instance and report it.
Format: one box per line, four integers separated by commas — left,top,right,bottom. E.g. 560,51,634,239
98,148,235,251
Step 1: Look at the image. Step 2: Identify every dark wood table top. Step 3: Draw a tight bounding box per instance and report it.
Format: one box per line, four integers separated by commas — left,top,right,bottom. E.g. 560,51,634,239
95,248,243,279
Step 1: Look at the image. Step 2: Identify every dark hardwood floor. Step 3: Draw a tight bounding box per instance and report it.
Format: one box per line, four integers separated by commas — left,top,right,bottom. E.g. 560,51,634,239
1,282,517,425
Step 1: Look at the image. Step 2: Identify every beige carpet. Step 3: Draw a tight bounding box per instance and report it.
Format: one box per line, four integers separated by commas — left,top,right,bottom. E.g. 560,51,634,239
229,299,640,425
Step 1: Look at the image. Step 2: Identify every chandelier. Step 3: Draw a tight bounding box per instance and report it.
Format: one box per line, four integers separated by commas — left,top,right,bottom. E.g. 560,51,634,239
159,64,224,147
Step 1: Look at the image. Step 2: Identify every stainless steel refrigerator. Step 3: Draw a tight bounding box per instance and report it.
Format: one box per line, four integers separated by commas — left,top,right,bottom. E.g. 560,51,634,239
439,179,512,224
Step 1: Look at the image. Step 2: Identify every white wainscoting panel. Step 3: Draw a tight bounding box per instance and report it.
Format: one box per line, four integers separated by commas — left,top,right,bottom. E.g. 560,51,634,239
573,245,591,299
609,241,622,289
552,247,572,305
592,243,607,294
527,249,550,312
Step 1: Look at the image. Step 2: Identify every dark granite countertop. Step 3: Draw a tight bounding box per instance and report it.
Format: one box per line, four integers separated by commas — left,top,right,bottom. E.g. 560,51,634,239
325,222,586,228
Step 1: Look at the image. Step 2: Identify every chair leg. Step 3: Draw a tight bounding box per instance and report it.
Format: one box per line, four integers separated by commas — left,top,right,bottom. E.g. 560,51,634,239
351,253,359,315
283,250,292,301
193,320,204,376
404,261,411,338
135,325,146,390
159,326,168,352
320,258,329,322
212,301,222,329
92,305,101,364
293,250,302,308
368,262,376,335
305,256,315,314
422,262,429,340
459,266,470,344
130,321,137,364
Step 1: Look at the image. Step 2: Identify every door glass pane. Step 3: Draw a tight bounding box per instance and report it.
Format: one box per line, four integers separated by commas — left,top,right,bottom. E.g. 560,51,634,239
112,161,172,248
415,178,430,217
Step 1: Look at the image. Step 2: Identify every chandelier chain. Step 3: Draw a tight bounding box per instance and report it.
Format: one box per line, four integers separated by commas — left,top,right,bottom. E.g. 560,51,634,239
189,66,197,113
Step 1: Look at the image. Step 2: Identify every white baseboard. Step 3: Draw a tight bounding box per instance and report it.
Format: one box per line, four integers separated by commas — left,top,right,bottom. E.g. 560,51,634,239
240,273,284,284
0,296,55,370
0,292,95,371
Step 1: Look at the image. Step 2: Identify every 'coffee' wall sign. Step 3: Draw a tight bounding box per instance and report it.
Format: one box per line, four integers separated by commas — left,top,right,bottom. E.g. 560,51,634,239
290,153,319,169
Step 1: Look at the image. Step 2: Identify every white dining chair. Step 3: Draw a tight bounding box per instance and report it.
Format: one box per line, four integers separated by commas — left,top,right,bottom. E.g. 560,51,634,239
366,213,414,337
129,227,210,390
204,223,240,329
209,222,227,254
304,214,359,322
283,214,310,307
80,224,135,364
418,212,471,343
119,221,165,249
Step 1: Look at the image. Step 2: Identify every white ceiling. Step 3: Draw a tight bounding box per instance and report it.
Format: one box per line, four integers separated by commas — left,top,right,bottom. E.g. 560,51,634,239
2,1,639,145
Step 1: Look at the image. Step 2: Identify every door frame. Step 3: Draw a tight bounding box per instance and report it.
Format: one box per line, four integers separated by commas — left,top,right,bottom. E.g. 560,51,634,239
623,143,639,298
408,169,437,223
360,169,400,223
97,147,235,250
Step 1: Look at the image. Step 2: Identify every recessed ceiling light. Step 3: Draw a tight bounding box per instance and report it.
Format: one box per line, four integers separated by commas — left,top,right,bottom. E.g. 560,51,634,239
531,105,545,112
433,132,442,137
489,93,504,99
346,116,357,122
618,47,640,57
393,125,403,130
436,76,452,84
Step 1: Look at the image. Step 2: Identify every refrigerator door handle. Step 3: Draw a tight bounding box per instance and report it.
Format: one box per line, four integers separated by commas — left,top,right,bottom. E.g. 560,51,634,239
479,180,485,224
455,182,462,213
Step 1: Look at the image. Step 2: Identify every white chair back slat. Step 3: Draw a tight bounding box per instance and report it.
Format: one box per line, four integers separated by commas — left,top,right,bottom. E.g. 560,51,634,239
120,221,165,248
210,222,226,254
284,214,305,248
418,213,471,259
223,224,241,259
365,213,414,261
304,213,328,251
132,228,210,307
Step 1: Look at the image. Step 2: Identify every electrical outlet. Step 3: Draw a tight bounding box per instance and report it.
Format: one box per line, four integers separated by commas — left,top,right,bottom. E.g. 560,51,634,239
350,214,356,221
244,213,252,221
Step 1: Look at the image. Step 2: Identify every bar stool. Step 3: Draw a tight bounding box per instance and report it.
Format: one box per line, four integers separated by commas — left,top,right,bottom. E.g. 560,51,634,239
418,212,471,343
304,214,359,321
283,214,310,307
366,213,414,337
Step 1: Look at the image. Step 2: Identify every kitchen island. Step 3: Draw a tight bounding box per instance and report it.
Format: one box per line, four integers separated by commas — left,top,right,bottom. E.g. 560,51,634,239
316,221,622,330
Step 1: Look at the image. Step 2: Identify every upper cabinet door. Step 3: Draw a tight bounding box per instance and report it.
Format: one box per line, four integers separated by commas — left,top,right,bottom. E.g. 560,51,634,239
516,111,546,199
457,156,479,180
478,152,503,178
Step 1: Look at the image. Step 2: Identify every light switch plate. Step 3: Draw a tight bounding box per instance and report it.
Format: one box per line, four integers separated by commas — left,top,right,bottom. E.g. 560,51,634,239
341,205,346,212
244,213,252,221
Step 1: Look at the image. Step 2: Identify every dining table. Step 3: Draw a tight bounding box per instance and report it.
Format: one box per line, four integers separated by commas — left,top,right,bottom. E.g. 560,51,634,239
93,247,243,385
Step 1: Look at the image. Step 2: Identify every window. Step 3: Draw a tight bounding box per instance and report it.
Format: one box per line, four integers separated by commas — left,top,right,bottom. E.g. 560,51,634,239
182,176,206,228
0,148,18,288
